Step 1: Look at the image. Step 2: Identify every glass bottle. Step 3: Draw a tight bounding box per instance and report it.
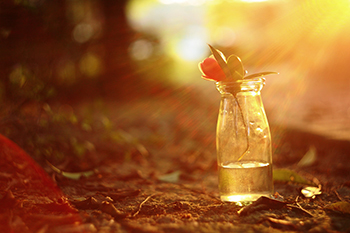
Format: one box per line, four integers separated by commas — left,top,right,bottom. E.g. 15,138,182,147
216,77,273,203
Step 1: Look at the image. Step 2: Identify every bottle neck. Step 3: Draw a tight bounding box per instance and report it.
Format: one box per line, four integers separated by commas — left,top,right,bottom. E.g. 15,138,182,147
216,77,265,95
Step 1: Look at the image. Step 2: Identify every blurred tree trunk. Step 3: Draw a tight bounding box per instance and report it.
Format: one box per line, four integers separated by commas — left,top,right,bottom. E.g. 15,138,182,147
99,0,136,97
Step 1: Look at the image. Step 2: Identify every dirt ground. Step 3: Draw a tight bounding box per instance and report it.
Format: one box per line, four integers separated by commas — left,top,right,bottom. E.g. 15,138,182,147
1,84,350,233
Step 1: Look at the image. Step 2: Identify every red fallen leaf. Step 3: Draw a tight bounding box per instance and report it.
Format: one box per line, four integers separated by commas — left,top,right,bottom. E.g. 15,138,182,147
0,190,18,209
0,134,63,199
35,197,79,213
0,134,82,232
23,214,83,231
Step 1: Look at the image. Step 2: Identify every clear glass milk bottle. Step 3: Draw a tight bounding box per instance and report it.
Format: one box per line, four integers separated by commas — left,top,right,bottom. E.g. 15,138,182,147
216,77,273,203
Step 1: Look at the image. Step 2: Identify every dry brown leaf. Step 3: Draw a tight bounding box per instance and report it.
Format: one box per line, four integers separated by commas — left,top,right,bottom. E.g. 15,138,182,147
325,201,350,214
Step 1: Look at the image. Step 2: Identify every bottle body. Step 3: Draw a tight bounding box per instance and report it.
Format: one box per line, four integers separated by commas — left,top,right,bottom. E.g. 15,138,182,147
216,78,273,203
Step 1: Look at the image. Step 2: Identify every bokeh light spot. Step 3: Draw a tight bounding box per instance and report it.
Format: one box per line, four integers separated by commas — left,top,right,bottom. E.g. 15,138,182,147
176,36,207,61
129,39,154,61
73,23,94,43
79,53,102,78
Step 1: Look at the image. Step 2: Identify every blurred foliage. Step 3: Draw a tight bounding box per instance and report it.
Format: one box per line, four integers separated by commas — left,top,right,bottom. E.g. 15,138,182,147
0,0,135,102
8,64,56,101
0,100,129,170
0,0,142,167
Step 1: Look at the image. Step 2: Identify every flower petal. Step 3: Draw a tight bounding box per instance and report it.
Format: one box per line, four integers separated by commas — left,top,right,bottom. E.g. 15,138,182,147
208,44,231,80
198,57,226,82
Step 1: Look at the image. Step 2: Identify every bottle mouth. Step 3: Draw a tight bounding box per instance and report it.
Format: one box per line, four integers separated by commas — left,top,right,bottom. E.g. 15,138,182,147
216,77,265,94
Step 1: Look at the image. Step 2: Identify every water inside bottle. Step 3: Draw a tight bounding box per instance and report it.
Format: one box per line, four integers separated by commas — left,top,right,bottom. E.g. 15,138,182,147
218,161,273,203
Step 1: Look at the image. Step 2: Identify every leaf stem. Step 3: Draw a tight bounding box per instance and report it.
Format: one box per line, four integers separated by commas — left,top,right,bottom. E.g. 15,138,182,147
233,94,249,162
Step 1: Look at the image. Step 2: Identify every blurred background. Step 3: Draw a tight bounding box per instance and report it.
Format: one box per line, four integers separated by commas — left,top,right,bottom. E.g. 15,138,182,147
1,0,350,167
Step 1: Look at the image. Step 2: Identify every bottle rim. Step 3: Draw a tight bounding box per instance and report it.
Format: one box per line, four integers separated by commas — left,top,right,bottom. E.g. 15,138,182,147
216,77,265,94
215,77,265,85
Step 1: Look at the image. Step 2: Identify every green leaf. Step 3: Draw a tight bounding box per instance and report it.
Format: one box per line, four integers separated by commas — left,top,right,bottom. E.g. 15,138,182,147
158,170,181,183
273,169,313,185
244,71,278,80
46,160,95,180
208,44,231,80
226,55,244,81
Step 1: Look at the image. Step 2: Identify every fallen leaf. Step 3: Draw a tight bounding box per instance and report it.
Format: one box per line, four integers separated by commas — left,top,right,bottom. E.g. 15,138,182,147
71,196,99,210
325,201,350,214
36,197,78,213
100,201,127,219
0,134,65,198
301,186,322,199
158,171,181,183
46,160,95,180
0,134,83,230
72,197,126,219
238,196,286,216
266,217,299,230
273,169,313,185
298,145,317,167
0,190,19,209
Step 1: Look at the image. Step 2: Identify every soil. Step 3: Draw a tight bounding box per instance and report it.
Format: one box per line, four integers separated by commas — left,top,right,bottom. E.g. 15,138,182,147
1,86,350,233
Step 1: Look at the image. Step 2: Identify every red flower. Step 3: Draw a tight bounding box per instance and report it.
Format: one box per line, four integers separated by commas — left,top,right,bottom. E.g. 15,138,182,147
198,56,226,82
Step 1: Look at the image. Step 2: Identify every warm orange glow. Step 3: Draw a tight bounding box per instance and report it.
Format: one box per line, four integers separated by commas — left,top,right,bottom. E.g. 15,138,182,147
126,0,350,130
240,0,269,2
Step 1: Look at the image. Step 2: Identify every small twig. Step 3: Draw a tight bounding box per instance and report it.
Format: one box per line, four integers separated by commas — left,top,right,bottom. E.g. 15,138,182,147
290,196,315,217
132,194,157,218
334,190,344,202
